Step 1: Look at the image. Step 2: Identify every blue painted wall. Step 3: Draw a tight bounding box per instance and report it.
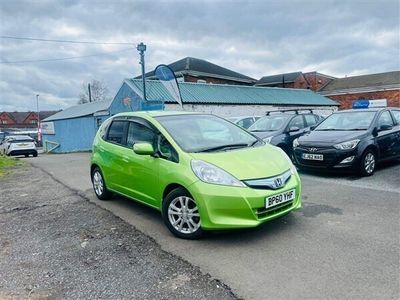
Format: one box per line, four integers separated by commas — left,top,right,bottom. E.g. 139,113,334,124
42,81,164,153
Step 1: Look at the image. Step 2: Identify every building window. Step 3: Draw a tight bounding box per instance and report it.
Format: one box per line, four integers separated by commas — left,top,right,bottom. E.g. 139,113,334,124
31,120,37,124
1,120,7,124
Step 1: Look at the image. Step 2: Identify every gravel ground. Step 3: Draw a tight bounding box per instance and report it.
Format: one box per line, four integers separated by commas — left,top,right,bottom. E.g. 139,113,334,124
0,164,237,299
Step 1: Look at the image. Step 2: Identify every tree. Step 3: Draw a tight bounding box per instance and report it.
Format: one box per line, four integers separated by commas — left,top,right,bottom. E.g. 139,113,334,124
78,80,111,104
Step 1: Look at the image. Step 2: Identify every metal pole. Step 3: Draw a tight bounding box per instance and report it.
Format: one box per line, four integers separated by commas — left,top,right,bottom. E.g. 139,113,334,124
137,42,147,101
36,94,40,143
88,83,92,102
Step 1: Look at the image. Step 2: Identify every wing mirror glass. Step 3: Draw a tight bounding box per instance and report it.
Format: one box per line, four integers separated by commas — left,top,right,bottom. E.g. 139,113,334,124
133,143,155,156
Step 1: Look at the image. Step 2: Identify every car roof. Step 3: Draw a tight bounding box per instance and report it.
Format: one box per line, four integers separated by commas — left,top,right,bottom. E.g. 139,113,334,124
337,107,397,113
115,110,202,118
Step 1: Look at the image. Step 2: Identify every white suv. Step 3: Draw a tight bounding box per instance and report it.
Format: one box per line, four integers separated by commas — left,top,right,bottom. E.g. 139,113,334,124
0,135,38,157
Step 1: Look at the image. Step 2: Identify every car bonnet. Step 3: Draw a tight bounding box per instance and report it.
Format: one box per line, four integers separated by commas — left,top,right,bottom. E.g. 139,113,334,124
189,144,290,180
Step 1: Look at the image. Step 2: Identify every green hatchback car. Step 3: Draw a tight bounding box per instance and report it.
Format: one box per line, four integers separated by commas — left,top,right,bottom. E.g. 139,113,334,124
91,111,302,239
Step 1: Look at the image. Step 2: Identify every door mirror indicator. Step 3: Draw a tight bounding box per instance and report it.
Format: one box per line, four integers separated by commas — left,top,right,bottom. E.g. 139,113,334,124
133,143,155,155
289,126,300,132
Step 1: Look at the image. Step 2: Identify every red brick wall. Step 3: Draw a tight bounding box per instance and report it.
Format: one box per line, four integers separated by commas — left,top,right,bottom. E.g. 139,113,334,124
293,74,309,89
184,75,252,86
23,112,39,125
0,113,15,126
303,73,334,91
327,90,400,109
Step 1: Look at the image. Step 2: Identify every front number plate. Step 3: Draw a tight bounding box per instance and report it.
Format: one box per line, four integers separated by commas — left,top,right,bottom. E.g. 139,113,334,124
302,153,323,161
266,189,296,208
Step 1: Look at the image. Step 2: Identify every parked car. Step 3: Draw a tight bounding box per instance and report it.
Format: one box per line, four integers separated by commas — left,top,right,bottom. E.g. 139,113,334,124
293,107,400,176
0,135,38,157
248,110,324,157
227,116,260,129
91,111,301,239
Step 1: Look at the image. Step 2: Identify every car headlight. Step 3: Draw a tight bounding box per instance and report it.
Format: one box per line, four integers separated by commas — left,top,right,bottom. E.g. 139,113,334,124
333,139,360,150
263,136,272,143
191,160,245,187
293,138,299,148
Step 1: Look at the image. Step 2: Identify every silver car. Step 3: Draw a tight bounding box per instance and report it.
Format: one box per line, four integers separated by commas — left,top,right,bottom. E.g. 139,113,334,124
0,135,38,157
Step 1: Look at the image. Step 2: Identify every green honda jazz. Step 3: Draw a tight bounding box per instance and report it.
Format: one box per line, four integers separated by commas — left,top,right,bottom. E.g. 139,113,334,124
91,111,301,239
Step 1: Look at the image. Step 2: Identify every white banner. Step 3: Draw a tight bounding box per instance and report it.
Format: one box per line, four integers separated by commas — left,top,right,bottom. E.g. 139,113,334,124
41,122,55,134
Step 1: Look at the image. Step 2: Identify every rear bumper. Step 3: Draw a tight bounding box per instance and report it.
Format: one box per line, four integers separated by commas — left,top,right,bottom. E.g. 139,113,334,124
8,149,37,156
187,173,302,230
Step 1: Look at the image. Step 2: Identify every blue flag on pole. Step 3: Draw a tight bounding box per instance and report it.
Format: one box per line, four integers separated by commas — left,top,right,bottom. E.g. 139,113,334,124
154,64,183,108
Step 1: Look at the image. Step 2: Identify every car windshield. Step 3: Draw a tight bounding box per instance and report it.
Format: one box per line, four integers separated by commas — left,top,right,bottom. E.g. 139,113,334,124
315,111,376,131
248,115,290,132
156,114,259,153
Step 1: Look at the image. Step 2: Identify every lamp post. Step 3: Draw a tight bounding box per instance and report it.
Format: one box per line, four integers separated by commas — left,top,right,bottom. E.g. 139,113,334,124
36,94,40,143
136,42,147,101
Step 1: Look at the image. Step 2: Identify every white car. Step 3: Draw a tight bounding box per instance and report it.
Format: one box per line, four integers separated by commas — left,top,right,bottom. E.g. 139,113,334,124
227,116,261,129
0,135,38,157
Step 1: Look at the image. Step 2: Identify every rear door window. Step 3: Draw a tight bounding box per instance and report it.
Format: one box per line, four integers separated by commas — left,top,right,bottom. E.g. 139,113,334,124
106,120,128,145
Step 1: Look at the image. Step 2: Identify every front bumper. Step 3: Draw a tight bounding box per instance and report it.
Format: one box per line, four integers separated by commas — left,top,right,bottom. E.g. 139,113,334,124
293,146,359,170
188,173,301,230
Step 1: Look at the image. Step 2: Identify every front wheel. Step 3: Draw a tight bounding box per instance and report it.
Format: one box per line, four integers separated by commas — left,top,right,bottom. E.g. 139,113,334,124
162,187,204,239
91,167,112,200
359,150,376,176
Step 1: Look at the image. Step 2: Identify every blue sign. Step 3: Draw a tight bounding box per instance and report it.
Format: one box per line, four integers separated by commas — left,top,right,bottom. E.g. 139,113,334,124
352,99,387,109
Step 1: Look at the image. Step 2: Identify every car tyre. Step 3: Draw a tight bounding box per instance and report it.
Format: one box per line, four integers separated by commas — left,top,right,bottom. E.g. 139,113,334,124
162,187,204,240
33,152,38,157
359,149,376,176
91,167,112,200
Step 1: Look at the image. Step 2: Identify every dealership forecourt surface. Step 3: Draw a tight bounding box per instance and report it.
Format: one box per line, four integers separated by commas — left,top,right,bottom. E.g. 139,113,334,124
4,153,399,299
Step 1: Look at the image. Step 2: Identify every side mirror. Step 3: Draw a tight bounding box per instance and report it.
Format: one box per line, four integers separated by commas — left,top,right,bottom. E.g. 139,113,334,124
378,124,392,132
288,126,300,132
133,143,155,156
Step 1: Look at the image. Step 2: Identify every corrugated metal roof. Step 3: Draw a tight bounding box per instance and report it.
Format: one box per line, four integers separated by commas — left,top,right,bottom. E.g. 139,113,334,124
43,99,113,122
127,79,338,106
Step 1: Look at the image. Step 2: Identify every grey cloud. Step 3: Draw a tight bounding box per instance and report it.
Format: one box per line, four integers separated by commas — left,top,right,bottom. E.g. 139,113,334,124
0,0,399,111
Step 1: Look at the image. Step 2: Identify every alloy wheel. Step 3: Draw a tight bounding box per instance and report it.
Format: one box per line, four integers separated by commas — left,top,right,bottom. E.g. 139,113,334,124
93,171,104,196
167,196,201,234
364,152,375,174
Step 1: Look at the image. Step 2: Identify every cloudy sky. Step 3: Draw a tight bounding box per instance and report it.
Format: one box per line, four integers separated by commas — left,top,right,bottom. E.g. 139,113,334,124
0,0,399,111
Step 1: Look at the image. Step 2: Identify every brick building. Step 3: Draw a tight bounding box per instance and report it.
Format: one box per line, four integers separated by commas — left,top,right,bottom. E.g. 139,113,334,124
136,57,256,85
0,111,59,129
318,71,400,109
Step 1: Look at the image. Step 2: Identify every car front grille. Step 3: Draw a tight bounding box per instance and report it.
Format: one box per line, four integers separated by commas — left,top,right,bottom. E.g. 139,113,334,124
243,169,292,190
256,201,294,219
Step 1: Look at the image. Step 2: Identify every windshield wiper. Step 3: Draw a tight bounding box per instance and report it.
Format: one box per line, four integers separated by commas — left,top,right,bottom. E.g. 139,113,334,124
250,129,275,132
248,139,261,147
195,143,249,153
316,128,346,131
345,128,367,131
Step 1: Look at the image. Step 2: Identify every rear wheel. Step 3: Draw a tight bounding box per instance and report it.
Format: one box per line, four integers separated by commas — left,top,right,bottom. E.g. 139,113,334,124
91,167,111,200
33,152,38,157
162,187,204,239
359,150,376,176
